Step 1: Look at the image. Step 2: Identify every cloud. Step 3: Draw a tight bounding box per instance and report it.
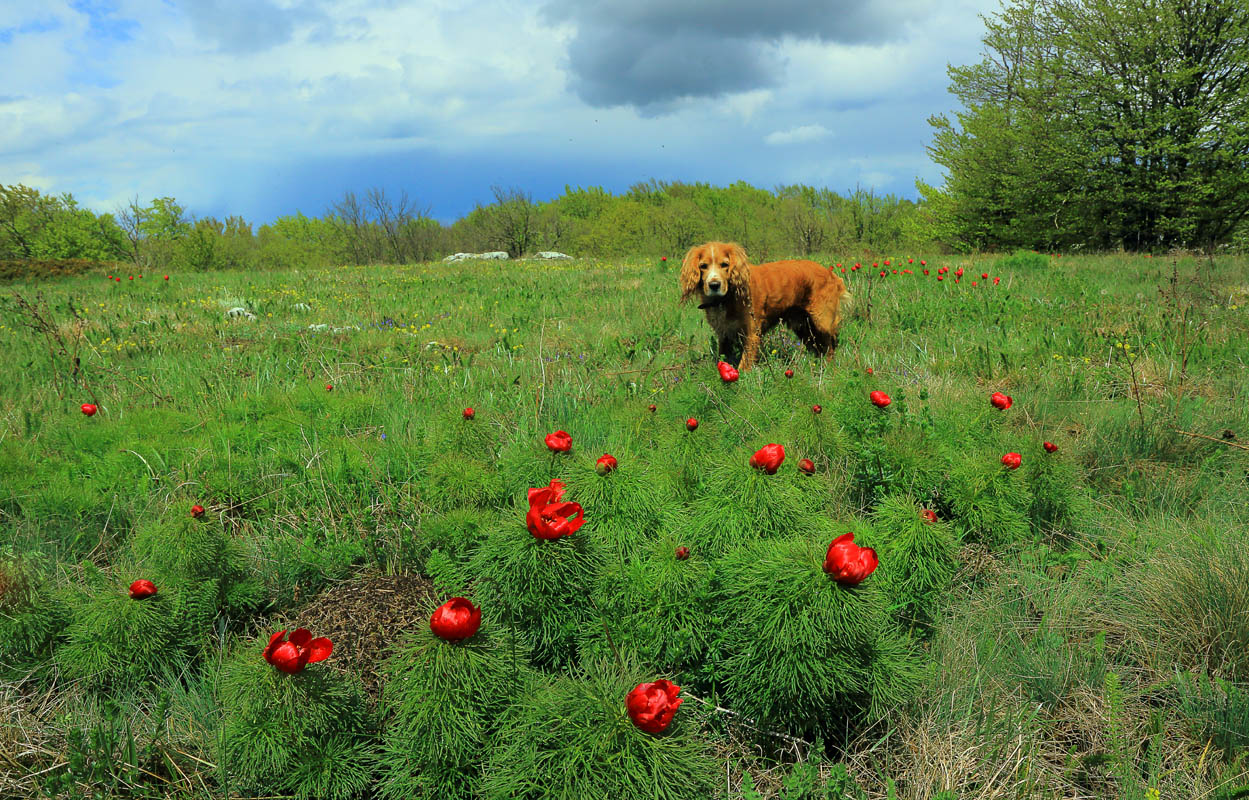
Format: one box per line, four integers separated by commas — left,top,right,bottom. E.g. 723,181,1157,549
765,124,832,146
543,0,932,109
166,0,302,52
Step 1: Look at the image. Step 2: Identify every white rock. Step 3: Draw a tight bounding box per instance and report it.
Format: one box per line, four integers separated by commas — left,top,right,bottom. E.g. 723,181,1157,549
479,251,509,260
535,251,572,260
443,252,474,262
292,303,311,312
225,307,255,320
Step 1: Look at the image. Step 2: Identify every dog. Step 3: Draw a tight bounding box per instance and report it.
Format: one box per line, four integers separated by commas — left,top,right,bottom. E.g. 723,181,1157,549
678,241,849,371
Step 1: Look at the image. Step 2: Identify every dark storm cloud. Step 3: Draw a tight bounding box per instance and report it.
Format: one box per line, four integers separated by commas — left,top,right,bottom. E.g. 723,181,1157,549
543,0,930,109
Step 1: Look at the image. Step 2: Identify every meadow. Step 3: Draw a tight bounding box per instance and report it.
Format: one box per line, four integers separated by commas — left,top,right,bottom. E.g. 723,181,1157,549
2,251,1248,799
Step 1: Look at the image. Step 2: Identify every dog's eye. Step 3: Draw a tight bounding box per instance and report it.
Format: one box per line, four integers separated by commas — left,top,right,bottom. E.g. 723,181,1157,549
721,261,729,268
699,264,707,270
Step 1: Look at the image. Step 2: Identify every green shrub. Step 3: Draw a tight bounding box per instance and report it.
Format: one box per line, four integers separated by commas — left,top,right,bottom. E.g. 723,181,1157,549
376,599,530,800
995,250,1049,271
713,534,922,737
563,457,667,562
217,637,375,800
1175,671,1249,757
872,495,959,629
943,451,1033,549
1024,445,1092,536
684,456,814,556
481,661,723,800
0,550,68,670
465,508,603,671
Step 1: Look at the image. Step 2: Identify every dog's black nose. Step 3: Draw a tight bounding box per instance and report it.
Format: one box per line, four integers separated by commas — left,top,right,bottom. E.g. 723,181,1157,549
707,280,721,291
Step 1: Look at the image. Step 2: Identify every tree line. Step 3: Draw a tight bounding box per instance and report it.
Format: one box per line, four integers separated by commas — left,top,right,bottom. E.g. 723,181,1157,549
0,181,929,272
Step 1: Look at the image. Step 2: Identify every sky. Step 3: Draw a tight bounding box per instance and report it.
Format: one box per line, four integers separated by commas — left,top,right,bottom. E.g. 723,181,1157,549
0,0,1000,225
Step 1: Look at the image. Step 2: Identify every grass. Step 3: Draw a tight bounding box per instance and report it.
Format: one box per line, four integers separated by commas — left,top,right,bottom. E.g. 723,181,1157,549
1,251,1248,798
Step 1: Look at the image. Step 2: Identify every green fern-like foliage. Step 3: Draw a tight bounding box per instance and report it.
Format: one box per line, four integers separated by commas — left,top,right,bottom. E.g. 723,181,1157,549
563,458,666,562
713,534,922,737
55,586,187,691
943,452,1033,549
217,639,375,800
422,452,504,511
377,602,531,800
683,456,813,556
1024,447,1091,536
467,509,603,671
872,495,960,629
481,661,722,800
415,507,497,574
0,551,68,671
581,539,719,682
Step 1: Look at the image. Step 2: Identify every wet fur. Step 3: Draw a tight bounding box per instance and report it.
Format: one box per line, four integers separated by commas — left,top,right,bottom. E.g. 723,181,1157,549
679,241,850,371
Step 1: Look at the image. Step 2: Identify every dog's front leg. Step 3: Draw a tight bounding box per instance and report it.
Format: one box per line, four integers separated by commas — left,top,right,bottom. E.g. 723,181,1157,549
738,321,762,372
718,332,743,366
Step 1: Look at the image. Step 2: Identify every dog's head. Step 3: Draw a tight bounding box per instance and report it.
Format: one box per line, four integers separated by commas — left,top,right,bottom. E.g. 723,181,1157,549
679,241,750,305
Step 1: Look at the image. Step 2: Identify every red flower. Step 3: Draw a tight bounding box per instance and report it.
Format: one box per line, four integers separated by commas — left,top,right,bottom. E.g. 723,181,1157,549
993,276,1000,285
884,260,891,266
596,453,618,475
430,597,481,641
1002,452,1022,470
784,369,794,378
661,256,667,261
545,430,572,453
191,504,205,518
920,509,937,524
812,404,822,414
749,443,786,475
955,267,964,278
1043,441,1058,453
263,628,333,674
648,404,657,412
129,579,158,599
937,275,945,281
908,258,913,264
81,403,97,416
920,260,926,266
686,418,698,431
717,361,739,382
798,457,815,475
675,546,690,560
463,407,475,419
981,272,988,279
164,275,169,280
866,367,873,375
823,533,878,585
325,384,333,391
627,679,683,734
923,269,929,275
990,392,1013,410
526,480,585,539
879,271,886,277
869,390,892,408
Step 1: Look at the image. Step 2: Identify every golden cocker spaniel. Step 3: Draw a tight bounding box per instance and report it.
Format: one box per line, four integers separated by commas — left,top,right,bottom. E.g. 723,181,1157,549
679,241,850,371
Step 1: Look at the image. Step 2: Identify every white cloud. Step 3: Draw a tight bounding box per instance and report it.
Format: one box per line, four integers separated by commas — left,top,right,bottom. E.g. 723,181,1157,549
765,124,833,146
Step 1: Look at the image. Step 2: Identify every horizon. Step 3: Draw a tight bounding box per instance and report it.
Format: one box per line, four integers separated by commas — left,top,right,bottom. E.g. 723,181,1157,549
2,0,997,226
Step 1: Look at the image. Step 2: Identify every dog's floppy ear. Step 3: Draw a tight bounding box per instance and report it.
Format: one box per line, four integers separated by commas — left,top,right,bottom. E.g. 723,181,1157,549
679,244,704,303
723,242,751,303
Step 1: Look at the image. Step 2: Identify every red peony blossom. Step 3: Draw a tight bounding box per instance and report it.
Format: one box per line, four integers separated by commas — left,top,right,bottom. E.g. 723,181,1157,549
869,390,892,408
879,270,886,277
430,597,481,641
920,260,926,266
798,457,815,475
884,260,891,266
191,504,205,518
812,404,822,414
990,392,1013,410
686,418,698,431
526,480,585,539
955,267,964,278
661,256,667,261
749,443,786,475
1002,452,1022,470
627,679,683,734
81,403,97,416
937,275,945,281
866,367,874,375
784,369,794,378
596,453,618,475
717,361,739,382
545,430,572,453
823,533,878,585
675,546,690,560
129,579,158,599
164,275,169,280
263,628,333,674
920,509,937,524
1043,441,1058,453
981,273,989,279
923,269,929,275
463,407,475,420
993,276,1000,285
908,258,913,264
325,384,333,391
648,403,657,412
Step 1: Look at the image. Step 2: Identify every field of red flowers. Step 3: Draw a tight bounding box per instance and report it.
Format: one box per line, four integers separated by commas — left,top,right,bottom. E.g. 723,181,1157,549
1,251,1247,798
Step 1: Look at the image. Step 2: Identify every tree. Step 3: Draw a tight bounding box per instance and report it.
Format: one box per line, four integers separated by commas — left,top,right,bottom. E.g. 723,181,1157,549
924,0,1249,252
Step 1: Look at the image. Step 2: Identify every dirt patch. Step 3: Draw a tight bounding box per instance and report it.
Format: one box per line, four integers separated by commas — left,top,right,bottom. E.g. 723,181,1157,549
285,571,440,699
